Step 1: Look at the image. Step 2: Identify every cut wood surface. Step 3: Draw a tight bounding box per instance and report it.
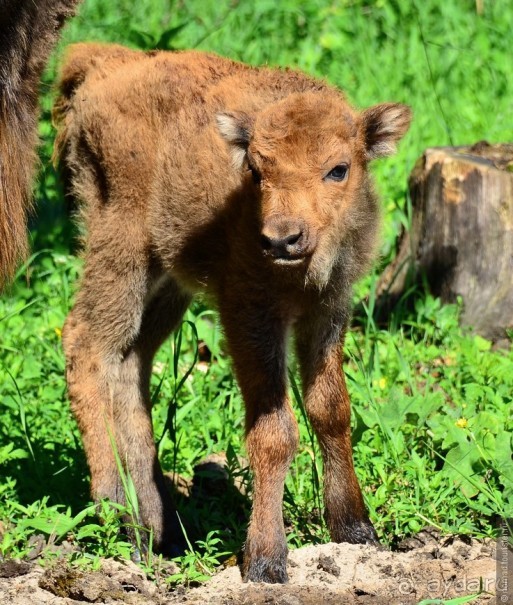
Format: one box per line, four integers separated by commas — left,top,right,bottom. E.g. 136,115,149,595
377,142,513,340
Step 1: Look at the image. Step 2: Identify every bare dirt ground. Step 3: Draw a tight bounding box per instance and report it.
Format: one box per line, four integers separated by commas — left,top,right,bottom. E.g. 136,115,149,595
0,529,497,605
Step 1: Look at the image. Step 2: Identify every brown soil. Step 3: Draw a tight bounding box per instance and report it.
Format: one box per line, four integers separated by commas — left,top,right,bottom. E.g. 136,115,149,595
0,529,497,604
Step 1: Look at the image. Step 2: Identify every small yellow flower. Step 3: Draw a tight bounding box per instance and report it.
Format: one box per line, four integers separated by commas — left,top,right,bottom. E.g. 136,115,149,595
455,418,468,428
378,378,387,390
55,327,62,338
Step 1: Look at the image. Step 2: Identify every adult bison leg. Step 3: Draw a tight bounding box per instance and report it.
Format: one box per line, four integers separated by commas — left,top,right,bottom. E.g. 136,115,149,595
295,311,379,545
220,295,299,583
0,0,80,286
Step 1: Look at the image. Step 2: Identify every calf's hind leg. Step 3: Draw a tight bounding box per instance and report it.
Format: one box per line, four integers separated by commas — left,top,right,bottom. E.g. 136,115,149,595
63,223,189,551
110,277,190,552
62,234,148,512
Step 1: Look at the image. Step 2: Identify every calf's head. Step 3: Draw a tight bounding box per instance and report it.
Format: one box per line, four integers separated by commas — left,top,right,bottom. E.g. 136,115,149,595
217,91,411,287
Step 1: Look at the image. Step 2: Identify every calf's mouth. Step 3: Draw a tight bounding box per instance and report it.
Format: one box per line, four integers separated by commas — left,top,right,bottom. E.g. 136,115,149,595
260,218,316,264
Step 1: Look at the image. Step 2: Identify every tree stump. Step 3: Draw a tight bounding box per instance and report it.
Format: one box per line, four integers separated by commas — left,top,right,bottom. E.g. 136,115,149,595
377,142,513,341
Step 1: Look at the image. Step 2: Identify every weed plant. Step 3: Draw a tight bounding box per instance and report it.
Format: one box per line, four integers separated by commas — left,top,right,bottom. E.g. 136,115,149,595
1,0,512,584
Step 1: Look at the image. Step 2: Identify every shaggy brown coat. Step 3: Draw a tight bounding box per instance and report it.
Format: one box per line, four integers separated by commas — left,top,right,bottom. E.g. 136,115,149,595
0,0,80,286
53,43,411,583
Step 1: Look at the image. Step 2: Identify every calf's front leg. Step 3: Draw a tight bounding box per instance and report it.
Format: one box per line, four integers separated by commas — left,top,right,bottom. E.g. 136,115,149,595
295,312,379,545
221,301,299,583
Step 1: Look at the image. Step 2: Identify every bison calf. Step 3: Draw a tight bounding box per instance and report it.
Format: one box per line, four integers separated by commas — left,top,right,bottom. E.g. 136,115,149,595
54,43,411,583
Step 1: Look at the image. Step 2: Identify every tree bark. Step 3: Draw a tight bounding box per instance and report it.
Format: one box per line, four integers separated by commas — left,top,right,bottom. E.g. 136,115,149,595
377,142,513,341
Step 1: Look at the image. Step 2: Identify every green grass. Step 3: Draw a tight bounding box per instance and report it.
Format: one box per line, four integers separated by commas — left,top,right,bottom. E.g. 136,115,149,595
1,0,512,586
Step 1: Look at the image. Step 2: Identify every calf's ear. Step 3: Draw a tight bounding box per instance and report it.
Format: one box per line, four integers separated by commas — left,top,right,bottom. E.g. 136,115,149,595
216,111,254,170
361,103,412,160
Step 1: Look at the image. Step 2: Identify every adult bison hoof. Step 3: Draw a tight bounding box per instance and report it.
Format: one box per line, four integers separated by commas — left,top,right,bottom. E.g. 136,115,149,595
243,554,289,584
331,517,380,546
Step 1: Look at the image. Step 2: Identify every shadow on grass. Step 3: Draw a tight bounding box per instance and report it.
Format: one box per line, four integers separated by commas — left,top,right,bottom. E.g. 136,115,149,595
165,453,251,558
3,435,90,511
5,439,252,558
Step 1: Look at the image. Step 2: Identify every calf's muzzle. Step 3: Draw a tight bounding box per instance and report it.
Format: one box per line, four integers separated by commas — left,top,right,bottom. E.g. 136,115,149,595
261,216,313,261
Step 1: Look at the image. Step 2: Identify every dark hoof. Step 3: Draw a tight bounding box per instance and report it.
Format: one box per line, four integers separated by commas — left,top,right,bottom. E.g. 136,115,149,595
331,517,380,546
243,554,289,584
122,510,186,560
163,542,185,559
129,534,185,560
121,524,149,562
153,513,187,559
165,509,188,555
131,546,144,564
127,534,184,562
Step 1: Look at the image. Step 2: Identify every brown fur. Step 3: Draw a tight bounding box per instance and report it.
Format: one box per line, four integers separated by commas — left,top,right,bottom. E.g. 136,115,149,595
53,43,411,583
0,0,80,286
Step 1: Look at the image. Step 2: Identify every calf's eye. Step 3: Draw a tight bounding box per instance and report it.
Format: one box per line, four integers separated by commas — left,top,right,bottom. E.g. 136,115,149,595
326,164,348,182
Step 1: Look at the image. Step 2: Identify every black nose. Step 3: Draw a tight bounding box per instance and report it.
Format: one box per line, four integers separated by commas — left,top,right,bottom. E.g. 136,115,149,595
261,218,307,259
